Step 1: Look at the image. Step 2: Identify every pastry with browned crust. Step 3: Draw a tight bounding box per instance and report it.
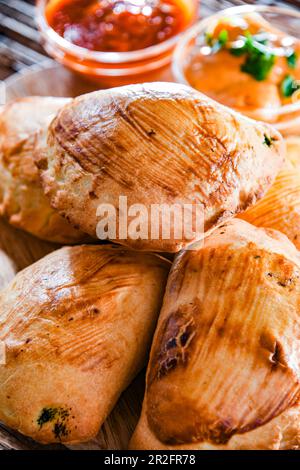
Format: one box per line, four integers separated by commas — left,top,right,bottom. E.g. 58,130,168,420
0,245,170,444
130,219,300,450
37,82,284,252
285,137,300,169
0,97,88,243
240,136,300,249
0,250,15,290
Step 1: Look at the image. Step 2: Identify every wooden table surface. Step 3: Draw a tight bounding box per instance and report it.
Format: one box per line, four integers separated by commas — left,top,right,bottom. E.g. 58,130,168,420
0,0,299,452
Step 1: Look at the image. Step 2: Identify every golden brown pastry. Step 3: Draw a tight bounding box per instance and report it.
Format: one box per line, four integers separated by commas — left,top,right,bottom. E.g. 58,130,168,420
0,249,15,290
240,137,300,249
0,97,88,243
36,82,284,252
130,219,300,450
0,245,170,444
285,136,300,169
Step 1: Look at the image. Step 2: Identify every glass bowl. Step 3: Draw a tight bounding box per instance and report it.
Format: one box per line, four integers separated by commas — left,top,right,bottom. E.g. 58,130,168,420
36,0,198,87
172,5,300,136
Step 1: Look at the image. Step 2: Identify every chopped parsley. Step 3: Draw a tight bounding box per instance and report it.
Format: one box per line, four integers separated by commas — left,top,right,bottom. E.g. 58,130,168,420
230,32,275,81
287,51,298,69
205,29,229,53
37,406,71,440
205,25,299,84
37,407,57,427
205,32,213,47
263,134,275,147
280,74,300,97
218,29,229,46
241,51,275,81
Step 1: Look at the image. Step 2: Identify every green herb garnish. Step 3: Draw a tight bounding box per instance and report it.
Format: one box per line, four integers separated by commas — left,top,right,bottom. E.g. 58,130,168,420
230,32,275,81
218,29,229,46
205,32,213,47
241,51,275,81
287,51,298,69
280,74,300,97
230,44,247,56
37,407,57,428
205,29,229,53
206,26,298,83
37,406,71,440
263,134,275,147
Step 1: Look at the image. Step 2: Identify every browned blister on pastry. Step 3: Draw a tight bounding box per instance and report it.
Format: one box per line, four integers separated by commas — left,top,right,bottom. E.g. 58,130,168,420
0,245,170,443
130,219,300,450
37,82,284,252
0,97,88,243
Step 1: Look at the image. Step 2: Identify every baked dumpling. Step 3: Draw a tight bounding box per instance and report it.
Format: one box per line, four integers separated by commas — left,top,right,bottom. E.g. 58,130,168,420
130,219,300,450
239,137,300,249
0,97,88,243
285,137,300,169
36,82,284,252
0,250,15,290
0,245,170,444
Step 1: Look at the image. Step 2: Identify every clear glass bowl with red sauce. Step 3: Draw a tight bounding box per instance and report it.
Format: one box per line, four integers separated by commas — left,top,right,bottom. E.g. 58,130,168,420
36,0,198,86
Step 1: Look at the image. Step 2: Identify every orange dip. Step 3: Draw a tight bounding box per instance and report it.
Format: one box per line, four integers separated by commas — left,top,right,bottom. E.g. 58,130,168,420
185,14,300,123
46,0,190,52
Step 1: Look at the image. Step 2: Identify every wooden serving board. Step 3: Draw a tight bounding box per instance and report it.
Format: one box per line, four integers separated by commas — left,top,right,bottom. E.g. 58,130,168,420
0,60,173,450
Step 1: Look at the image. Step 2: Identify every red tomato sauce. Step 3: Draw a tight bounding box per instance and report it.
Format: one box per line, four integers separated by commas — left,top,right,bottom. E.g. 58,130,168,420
46,0,187,52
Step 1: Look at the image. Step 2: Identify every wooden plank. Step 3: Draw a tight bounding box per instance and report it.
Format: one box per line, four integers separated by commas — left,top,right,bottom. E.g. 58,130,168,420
0,65,13,81
0,13,40,43
0,35,47,64
0,423,66,450
0,12,44,54
0,0,36,18
0,0,36,29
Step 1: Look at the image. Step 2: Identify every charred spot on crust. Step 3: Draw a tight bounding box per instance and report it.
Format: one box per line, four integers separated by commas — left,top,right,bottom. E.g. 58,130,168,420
180,331,190,346
260,333,288,370
89,191,98,200
150,309,196,381
277,278,295,288
37,406,71,440
53,421,70,440
266,271,299,289
202,420,236,446
35,156,48,171
265,258,300,291
37,407,58,427
263,134,275,147
270,341,287,369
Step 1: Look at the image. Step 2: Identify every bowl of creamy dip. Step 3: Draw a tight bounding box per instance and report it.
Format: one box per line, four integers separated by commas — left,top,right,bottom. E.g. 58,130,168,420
172,5,300,136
